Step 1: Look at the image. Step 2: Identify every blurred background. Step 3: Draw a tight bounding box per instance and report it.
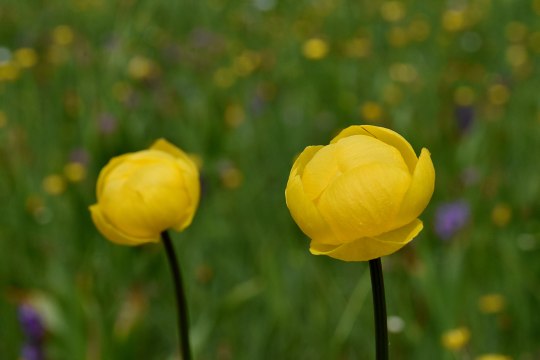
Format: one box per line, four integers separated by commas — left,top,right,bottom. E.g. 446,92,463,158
1,0,540,359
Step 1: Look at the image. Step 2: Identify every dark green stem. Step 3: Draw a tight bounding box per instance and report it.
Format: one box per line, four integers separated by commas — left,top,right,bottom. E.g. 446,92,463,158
161,231,192,360
369,258,388,360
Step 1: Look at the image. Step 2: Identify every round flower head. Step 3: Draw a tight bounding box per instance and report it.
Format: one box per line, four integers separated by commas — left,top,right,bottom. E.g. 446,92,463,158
285,125,435,261
90,139,200,246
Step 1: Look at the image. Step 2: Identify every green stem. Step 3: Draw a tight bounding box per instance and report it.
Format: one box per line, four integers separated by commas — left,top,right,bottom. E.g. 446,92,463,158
161,231,192,360
369,257,389,360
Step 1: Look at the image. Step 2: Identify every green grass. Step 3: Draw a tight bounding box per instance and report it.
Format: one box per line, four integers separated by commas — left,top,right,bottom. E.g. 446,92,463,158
1,0,540,358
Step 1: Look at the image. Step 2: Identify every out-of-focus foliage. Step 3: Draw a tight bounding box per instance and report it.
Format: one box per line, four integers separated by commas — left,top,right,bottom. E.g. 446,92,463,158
1,0,539,358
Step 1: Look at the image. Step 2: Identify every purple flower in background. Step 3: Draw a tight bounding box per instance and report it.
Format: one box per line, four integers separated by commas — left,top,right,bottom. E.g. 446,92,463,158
69,148,90,165
98,112,117,134
18,304,45,341
434,200,470,240
21,343,44,360
454,106,475,133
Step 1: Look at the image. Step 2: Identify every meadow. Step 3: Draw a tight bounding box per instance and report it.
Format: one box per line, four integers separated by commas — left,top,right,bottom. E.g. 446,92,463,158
1,0,540,359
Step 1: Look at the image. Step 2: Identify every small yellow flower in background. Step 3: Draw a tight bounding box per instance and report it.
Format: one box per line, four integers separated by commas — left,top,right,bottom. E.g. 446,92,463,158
0,110,7,128
529,31,540,53
232,51,261,77
389,63,418,83
454,86,476,106
488,84,510,106
442,9,467,32
505,45,528,68
127,56,156,80
475,354,512,360
42,174,66,195
285,125,435,261
534,0,540,16
89,139,200,246
492,203,512,227
302,38,329,60
52,25,74,46
360,102,383,123
0,62,20,81
112,81,133,103
26,195,45,215
478,293,506,314
64,162,87,182
380,1,406,22
383,84,403,105
344,38,371,58
14,48,38,68
220,164,243,189
387,27,409,48
46,45,69,65
441,327,470,350
505,22,527,43
213,67,236,88
224,104,246,128
407,18,431,42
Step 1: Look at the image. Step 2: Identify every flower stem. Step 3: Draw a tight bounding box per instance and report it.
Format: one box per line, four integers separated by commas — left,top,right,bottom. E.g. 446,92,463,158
369,258,388,360
161,231,192,360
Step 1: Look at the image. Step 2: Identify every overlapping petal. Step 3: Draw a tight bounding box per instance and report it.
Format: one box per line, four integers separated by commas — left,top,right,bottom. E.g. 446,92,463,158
317,163,411,241
309,219,423,261
393,148,435,228
301,145,340,201
285,172,339,245
90,205,159,245
334,135,408,173
331,125,418,173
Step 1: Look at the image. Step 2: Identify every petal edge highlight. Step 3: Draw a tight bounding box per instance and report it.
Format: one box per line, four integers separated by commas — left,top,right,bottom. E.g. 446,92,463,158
393,148,435,228
310,219,423,261
331,125,418,173
89,205,160,246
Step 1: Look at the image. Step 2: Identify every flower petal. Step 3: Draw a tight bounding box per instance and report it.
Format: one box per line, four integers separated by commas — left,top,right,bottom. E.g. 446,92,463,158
301,144,340,200
285,173,340,245
331,125,418,173
290,145,324,178
393,148,435,228
96,154,131,201
89,205,159,246
151,139,200,210
310,219,423,261
172,165,200,232
317,163,411,241
150,138,187,159
334,135,409,173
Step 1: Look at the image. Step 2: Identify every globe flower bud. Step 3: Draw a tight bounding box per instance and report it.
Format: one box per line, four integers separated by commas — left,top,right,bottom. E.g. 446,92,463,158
90,139,200,246
285,125,435,261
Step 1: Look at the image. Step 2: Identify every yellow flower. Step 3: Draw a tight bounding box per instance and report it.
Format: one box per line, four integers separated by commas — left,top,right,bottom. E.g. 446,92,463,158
42,174,66,195
127,56,155,80
14,48,38,68
478,293,506,314
475,354,512,360
64,162,86,182
491,203,512,227
441,327,470,350
89,139,200,246
360,101,383,122
285,125,435,261
302,38,329,60
52,25,75,46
